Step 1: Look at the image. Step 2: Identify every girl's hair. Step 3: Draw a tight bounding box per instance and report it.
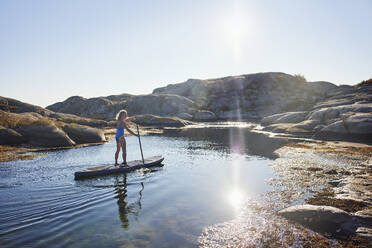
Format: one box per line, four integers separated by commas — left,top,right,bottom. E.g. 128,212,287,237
116,109,128,120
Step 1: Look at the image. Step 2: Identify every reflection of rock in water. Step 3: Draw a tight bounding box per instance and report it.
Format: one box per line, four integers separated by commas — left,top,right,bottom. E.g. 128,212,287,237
114,175,145,229
164,127,289,159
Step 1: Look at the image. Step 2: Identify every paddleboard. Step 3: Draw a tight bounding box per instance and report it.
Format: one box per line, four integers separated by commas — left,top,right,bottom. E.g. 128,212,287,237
74,156,164,179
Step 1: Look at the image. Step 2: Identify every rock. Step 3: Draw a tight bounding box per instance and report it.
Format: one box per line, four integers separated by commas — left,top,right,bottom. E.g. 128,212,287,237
217,110,260,120
17,122,75,147
290,119,322,132
0,110,108,147
151,73,339,120
193,111,217,121
126,94,195,116
0,96,53,116
60,124,106,144
1,96,111,128
261,111,308,126
356,227,372,240
314,112,372,142
258,82,372,142
308,104,372,125
153,78,208,106
134,114,192,127
325,169,338,175
263,123,313,134
175,113,193,120
278,204,358,236
47,95,126,120
0,126,26,145
354,209,372,226
306,81,339,97
354,209,372,240
328,180,342,187
47,94,196,120
49,112,109,128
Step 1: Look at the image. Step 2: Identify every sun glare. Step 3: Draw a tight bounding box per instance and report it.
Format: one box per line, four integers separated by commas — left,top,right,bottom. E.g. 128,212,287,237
228,188,244,209
219,2,253,64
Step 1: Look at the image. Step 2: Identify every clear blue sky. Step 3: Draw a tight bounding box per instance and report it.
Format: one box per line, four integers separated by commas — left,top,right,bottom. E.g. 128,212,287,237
1,0,371,107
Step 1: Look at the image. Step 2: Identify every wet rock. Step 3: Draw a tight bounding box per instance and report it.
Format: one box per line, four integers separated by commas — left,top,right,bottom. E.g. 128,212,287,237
328,180,342,187
325,169,338,175
356,227,372,241
354,209,372,226
354,209,372,240
307,167,323,172
278,204,358,236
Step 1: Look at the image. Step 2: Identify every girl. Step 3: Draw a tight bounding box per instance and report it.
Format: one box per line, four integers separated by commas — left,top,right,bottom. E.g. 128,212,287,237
115,109,138,166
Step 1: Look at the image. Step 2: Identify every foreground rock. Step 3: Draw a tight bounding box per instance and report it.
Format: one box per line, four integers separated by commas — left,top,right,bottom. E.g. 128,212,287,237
261,83,372,142
0,110,105,147
60,124,106,144
1,96,110,128
278,204,358,237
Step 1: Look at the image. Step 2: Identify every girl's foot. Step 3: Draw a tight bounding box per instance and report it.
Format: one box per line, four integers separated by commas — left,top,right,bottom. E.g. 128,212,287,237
115,163,119,166
120,162,128,167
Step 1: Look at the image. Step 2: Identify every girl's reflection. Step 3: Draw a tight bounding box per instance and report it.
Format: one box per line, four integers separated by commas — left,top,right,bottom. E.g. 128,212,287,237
114,174,145,229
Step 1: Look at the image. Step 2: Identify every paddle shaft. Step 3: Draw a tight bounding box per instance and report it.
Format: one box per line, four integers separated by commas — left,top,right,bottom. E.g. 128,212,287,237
136,125,145,164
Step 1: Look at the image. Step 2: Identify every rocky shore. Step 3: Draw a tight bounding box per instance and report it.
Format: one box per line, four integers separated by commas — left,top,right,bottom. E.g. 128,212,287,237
45,72,372,143
270,140,372,246
1,72,371,245
197,131,371,247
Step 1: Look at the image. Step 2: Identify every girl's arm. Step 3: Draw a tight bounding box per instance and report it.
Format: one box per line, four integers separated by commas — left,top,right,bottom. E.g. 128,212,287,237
123,122,138,136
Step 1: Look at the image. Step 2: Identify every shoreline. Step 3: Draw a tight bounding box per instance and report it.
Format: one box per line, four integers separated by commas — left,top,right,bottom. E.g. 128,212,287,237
1,124,371,245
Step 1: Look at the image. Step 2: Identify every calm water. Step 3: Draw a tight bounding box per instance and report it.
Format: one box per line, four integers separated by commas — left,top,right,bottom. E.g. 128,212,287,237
0,127,274,248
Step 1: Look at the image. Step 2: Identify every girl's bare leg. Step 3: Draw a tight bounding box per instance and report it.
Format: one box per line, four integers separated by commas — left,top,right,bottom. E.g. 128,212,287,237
115,140,121,165
119,137,127,164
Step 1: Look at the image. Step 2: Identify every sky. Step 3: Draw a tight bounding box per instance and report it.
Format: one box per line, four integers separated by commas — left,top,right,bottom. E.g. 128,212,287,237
0,0,371,107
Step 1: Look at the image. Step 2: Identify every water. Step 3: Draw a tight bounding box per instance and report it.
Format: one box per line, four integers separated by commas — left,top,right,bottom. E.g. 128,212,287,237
0,127,275,248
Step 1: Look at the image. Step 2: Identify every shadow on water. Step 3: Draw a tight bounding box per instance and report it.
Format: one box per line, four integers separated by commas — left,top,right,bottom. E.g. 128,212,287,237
163,127,289,159
114,174,145,229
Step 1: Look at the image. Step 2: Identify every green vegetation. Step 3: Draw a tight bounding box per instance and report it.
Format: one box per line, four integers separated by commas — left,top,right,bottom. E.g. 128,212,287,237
293,74,307,83
354,78,372,87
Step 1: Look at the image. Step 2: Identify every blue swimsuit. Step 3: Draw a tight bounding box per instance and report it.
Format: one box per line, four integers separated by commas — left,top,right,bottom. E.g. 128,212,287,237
115,127,124,141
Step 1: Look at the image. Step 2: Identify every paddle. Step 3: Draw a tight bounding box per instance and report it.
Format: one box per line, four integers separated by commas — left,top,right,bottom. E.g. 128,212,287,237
136,124,145,164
